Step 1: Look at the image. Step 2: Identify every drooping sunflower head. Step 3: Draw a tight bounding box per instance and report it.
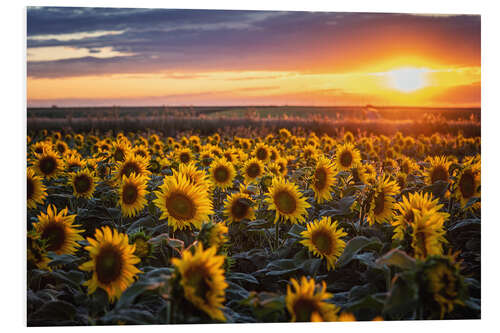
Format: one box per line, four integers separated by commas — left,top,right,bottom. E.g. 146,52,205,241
454,164,480,208
79,226,141,303
310,156,337,204
198,222,229,250
129,231,155,260
334,142,361,171
421,253,467,319
33,205,84,255
69,168,97,199
410,209,447,260
209,158,236,190
425,156,452,185
242,157,265,184
119,172,149,218
27,167,47,209
300,217,348,271
286,276,339,322
111,140,131,163
171,243,228,322
33,149,63,179
393,192,449,241
367,175,400,226
27,232,51,270
154,174,213,231
265,177,311,224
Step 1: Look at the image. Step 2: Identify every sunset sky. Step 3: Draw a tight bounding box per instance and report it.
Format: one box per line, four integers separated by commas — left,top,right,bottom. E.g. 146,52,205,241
27,7,481,107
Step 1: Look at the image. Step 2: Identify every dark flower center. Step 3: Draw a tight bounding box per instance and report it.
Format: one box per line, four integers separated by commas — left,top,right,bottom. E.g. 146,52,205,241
122,184,139,205
312,230,333,255
256,148,268,160
180,152,191,164
41,223,66,252
293,298,319,322
167,192,196,221
96,245,124,284
27,178,34,199
373,192,386,215
39,156,57,175
121,162,141,178
247,163,261,178
274,190,297,214
314,168,327,191
339,151,353,167
231,198,250,220
459,170,476,199
74,174,91,194
431,166,449,183
214,166,229,183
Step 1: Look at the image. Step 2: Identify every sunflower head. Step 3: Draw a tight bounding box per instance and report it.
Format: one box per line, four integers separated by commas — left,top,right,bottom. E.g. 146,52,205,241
79,226,141,303
419,253,468,319
334,143,361,171
171,243,228,322
310,156,337,203
286,276,339,322
300,217,348,271
33,149,63,179
410,209,447,259
454,164,480,208
154,174,213,231
129,231,155,260
33,205,84,255
426,156,452,185
119,172,149,218
209,158,236,190
27,167,47,209
114,153,151,183
198,222,229,250
367,175,400,226
69,168,97,199
242,158,265,184
223,191,255,224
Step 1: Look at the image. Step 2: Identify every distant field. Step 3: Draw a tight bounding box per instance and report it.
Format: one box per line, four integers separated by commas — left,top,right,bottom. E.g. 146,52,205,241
27,106,481,137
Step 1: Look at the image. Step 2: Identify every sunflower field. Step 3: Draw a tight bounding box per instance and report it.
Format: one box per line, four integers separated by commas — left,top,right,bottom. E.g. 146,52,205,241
26,128,481,325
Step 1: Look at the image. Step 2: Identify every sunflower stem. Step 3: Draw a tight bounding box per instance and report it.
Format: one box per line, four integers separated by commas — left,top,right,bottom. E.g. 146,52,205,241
275,220,279,250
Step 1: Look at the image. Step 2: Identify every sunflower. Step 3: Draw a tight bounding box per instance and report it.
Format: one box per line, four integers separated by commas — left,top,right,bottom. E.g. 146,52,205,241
286,276,339,322
423,253,467,319
176,147,194,165
111,140,131,163
199,150,214,168
129,231,155,260
154,174,213,231
300,217,347,271
454,164,480,208
223,191,255,224
30,141,52,155
198,222,229,250
119,173,148,218
65,153,84,170
33,149,63,179
334,143,361,171
367,175,400,225
27,167,47,209
27,232,51,270
174,161,210,191
276,157,288,176
310,156,337,203
393,192,449,240
171,243,228,322
54,140,69,155
425,156,452,185
265,177,311,224
132,144,150,160
411,209,447,259
114,153,151,183
208,158,236,190
33,205,84,255
242,157,265,184
69,169,97,199
79,226,141,303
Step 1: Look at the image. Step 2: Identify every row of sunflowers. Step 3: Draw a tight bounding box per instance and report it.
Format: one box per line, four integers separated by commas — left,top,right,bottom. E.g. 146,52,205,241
27,128,480,325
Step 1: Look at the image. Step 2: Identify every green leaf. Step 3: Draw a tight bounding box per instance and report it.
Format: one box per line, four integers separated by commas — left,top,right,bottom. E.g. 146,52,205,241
126,215,155,233
336,236,383,268
449,218,481,232
30,300,76,321
228,272,259,284
376,249,416,270
287,224,306,239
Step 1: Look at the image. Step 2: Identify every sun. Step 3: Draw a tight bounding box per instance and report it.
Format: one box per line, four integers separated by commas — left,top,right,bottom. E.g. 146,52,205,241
387,67,428,92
